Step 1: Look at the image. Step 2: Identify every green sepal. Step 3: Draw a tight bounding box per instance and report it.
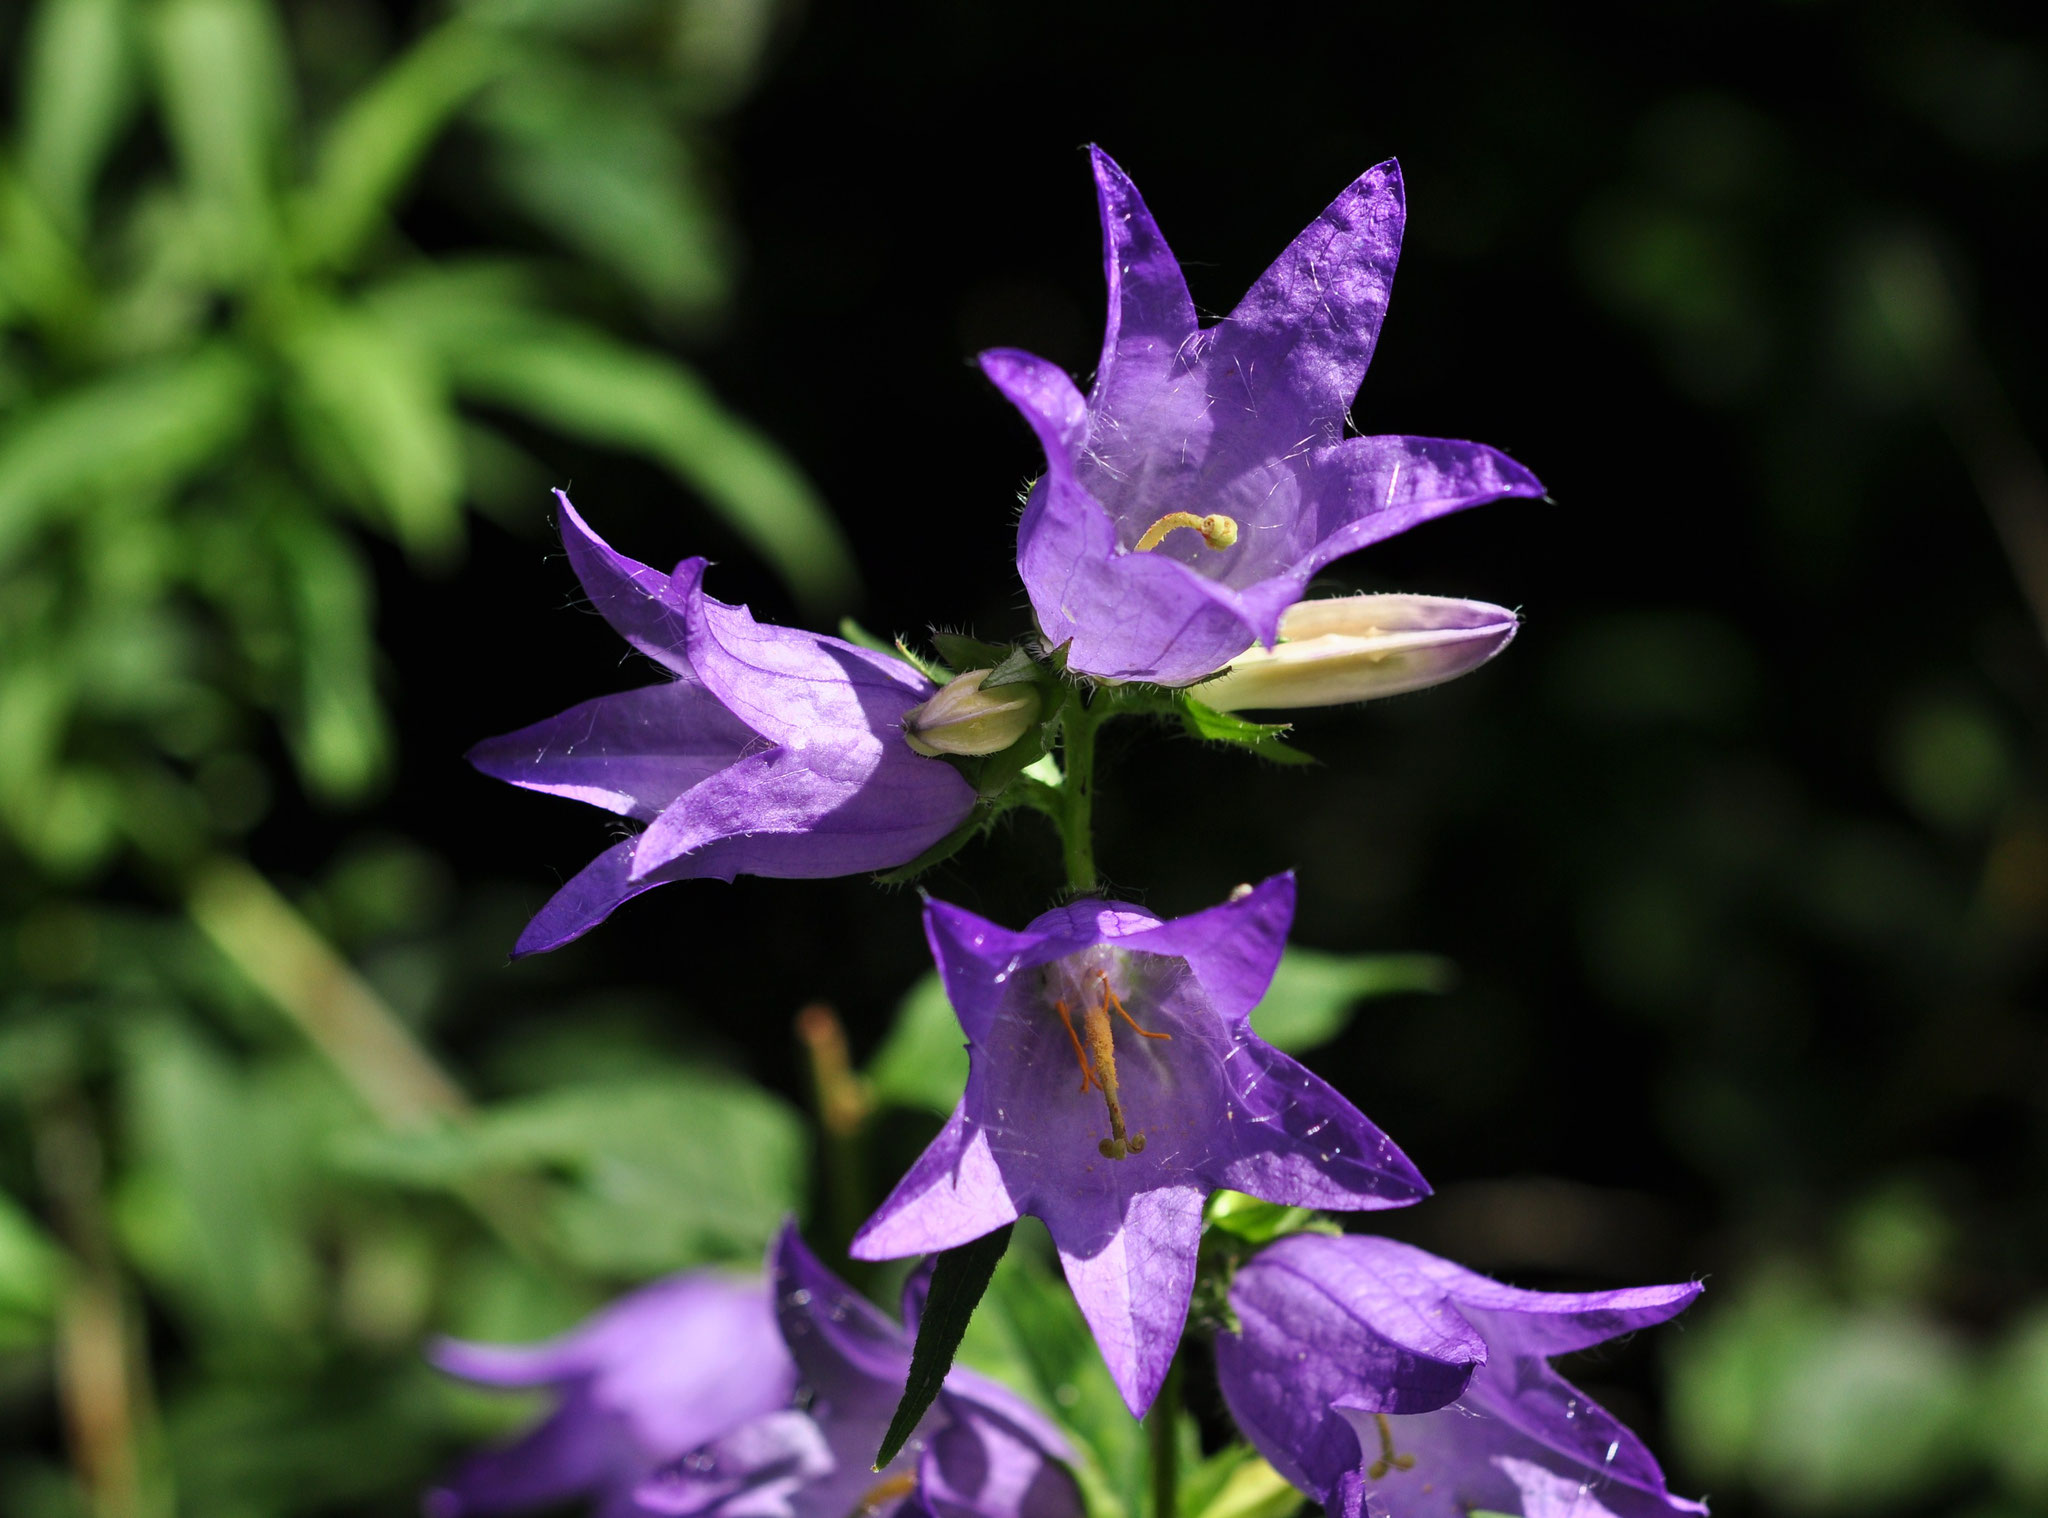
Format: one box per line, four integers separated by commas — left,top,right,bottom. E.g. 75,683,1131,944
1177,695,1316,766
1203,1190,1337,1246
835,618,955,683
871,808,1000,886
930,631,1014,671
875,1225,1014,1469
980,646,1043,690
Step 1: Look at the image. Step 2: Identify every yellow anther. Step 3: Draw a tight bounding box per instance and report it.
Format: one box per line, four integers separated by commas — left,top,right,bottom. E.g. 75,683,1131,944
853,1473,919,1514
1365,1412,1417,1481
1134,511,1240,553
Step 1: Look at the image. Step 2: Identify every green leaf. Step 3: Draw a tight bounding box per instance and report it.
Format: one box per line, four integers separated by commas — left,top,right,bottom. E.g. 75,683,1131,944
448,322,858,611
1177,695,1313,766
336,1072,807,1270
1183,1447,1301,1518
282,303,466,561
18,0,140,233
1202,1192,1331,1247
148,0,293,271
1250,948,1452,1054
473,68,728,315
293,20,518,270
0,346,258,567
268,511,389,800
930,633,1013,672
0,1186,62,1346
876,1224,1013,1469
865,971,967,1115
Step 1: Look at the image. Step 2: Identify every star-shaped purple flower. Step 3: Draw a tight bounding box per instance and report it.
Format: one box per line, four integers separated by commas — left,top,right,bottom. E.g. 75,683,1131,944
425,1270,796,1518
1214,1233,1706,1518
850,875,1428,1417
637,1224,1080,1518
471,491,977,956
984,149,1545,685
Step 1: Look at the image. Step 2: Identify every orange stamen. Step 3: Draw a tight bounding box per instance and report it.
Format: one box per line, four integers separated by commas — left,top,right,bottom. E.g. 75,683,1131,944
1054,999,1095,1092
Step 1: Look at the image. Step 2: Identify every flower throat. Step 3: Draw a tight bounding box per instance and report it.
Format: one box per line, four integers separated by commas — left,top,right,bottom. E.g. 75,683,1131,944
1048,953,1173,1160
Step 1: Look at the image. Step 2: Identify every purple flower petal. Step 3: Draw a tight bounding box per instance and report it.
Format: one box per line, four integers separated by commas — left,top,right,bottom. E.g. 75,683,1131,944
993,152,1544,684
856,878,1427,1418
557,491,696,677
467,682,756,821
1216,1235,1706,1518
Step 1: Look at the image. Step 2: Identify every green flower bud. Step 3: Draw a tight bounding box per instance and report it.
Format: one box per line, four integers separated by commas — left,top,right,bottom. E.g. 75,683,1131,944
903,669,1042,757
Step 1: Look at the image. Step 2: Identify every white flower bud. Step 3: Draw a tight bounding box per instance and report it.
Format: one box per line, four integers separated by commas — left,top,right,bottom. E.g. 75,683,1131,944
903,669,1043,757
1199,594,1519,712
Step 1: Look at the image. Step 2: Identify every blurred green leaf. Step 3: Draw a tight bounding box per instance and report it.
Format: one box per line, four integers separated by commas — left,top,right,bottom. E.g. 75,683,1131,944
337,1071,806,1271
1667,1266,1975,1511
1202,1191,1331,1247
0,1187,63,1345
0,162,95,336
147,0,293,272
866,971,967,1115
448,322,857,610
1182,1447,1300,1518
115,1020,328,1349
282,304,467,561
1983,1305,2048,1498
1250,947,1451,1054
18,0,139,234
269,512,390,799
475,67,729,315
0,346,258,566
293,20,519,270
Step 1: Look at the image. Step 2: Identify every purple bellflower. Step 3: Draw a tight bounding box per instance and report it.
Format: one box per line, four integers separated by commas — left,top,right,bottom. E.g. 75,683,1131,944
983,149,1545,686
425,1271,796,1518
471,491,977,956
1213,1233,1706,1518
850,875,1428,1418
637,1223,1080,1518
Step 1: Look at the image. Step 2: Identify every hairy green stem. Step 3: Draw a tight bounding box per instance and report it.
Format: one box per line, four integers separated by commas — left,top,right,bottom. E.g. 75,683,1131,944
1059,693,1099,893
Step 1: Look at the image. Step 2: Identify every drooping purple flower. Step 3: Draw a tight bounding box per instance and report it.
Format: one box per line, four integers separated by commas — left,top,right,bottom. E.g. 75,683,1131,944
425,1271,796,1518
471,491,976,956
637,1223,1079,1518
1213,1233,1706,1518
984,149,1545,686
850,875,1428,1418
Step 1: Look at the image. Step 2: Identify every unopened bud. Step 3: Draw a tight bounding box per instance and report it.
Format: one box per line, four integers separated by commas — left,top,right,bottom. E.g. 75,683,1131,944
903,669,1043,757
1200,595,1519,713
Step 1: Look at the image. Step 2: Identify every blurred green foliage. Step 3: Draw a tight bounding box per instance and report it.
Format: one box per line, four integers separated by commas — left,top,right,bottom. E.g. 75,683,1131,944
0,0,853,1511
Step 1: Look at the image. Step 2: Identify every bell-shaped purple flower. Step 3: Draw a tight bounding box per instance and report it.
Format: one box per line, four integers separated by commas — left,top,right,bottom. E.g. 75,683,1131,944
425,1271,797,1518
471,491,976,956
637,1224,1080,1518
1213,1233,1706,1518
984,149,1545,685
850,875,1428,1418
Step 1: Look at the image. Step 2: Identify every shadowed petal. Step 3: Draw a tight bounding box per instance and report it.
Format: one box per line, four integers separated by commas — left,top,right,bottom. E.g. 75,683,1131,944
510,836,718,957
558,491,697,677
1046,1184,1205,1417
467,682,755,821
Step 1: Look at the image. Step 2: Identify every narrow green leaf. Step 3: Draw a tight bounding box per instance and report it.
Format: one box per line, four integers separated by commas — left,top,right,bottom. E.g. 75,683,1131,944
293,20,518,270
267,512,389,801
866,971,967,1115
148,0,293,270
281,304,466,562
0,346,258,567
473,69,728,315
0,1186,63,1339
876,1225,1013,1469
18,0,139,233
1251,947,1452,1053
448,323,858,611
